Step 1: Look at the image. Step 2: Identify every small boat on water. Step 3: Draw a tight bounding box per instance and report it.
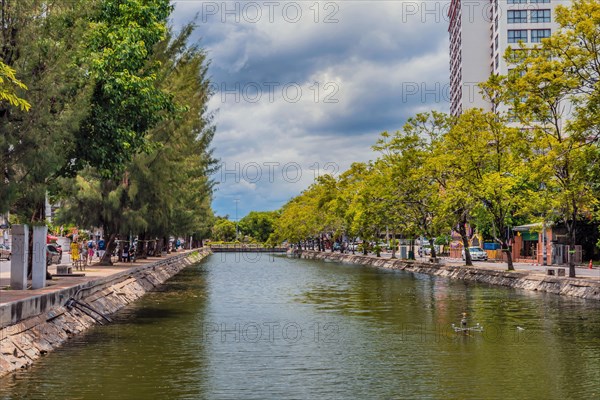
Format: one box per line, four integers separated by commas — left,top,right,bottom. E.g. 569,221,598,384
452,312,483,333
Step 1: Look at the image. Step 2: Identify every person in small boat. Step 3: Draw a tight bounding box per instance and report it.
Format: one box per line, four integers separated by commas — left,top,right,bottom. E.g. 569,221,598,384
461,312,468,329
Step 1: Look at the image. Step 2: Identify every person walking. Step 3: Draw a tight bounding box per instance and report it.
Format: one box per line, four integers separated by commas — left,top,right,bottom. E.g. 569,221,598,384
122,242,130,263
87,240,95,265
80,241,88,265
97,238,106,260
70,240,79,267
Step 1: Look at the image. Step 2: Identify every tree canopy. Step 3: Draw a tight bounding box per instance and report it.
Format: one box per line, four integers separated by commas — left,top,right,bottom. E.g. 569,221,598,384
2,1,217,265
270,0,600,273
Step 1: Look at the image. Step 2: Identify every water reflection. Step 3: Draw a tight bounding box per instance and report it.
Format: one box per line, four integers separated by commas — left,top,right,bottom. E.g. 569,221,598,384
1,254,599,399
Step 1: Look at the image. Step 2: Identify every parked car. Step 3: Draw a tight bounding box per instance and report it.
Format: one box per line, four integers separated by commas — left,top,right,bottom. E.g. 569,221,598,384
419,244,442,257
0,244,11,260
46,244,62,265
462,246,488,261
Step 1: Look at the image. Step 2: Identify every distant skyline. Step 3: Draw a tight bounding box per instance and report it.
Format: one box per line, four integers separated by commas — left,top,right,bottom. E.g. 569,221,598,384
171,1,453,219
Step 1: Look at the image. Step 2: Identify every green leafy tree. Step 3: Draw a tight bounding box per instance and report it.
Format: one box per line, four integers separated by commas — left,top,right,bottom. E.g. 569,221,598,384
346,165,382,254
57,22,216,264
373,112,452,260
498,0,600,276
336,162,378,253
212,218,237,242
239,211,279,243
547,0,600,144
124,24,217,254
273,180,333,250
64,0,176,178
1,0,91,218
447,103,531,271
433,112,484,266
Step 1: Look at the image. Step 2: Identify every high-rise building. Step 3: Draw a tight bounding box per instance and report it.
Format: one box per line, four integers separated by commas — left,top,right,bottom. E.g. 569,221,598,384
449,0,562,116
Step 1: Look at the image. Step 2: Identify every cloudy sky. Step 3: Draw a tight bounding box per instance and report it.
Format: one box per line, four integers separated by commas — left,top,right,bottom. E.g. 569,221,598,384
171,0,452,219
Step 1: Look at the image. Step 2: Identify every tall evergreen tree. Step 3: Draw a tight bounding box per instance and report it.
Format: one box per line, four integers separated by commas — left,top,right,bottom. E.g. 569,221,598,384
0,0,91,219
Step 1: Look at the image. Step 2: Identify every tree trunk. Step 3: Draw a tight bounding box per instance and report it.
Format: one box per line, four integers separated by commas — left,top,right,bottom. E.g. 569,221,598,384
164,236,169,254
458,219,473,266
391,230,396,259
100,232,117,266
155,238,163,257
138,241,145,259
568,222,576,278
503,241,514,271
142,240,148,258
429,238,437,261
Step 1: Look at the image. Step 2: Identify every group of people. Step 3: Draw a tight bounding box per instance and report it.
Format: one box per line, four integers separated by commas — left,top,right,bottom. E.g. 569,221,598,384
70,238,106,266
120,242,135,263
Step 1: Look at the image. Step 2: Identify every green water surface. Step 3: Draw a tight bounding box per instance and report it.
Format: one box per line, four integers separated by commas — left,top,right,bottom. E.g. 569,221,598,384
1,253,599,399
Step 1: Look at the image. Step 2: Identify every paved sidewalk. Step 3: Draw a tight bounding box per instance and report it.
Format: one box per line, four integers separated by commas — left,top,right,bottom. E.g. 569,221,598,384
329,250,600,280
0,251,192,306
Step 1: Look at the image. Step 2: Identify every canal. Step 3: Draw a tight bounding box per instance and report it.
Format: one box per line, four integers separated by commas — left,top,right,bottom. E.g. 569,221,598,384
1,254,599,399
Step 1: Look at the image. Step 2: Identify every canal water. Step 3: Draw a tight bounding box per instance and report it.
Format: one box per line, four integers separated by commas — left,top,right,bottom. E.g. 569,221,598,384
1,254,599,399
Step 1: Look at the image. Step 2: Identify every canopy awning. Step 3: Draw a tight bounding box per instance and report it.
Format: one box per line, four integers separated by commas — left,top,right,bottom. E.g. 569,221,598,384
513,223,543,232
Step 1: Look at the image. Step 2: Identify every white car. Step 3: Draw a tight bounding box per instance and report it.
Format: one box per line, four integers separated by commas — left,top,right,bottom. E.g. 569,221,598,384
0,244,11,260
462,247,488,261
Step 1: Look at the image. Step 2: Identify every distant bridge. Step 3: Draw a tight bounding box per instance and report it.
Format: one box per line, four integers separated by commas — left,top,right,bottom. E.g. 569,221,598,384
209,244,288,253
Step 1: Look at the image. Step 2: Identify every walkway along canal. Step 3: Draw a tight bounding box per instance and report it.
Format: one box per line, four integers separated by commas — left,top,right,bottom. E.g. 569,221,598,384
1,252,599,399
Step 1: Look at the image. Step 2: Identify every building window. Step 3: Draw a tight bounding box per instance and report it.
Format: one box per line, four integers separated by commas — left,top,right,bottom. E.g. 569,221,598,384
508,0,527,3
508,68,526,80
530,0,550,3
508,30,528,43
531,10,551,23
495,54,499,69
531,29,551,43
508,10,528,23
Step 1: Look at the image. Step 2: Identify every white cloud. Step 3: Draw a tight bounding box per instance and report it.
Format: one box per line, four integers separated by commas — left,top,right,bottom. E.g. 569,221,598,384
170,1,451,217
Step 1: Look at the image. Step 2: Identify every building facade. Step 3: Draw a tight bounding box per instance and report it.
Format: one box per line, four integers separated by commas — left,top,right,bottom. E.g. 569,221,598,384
449,0,562,116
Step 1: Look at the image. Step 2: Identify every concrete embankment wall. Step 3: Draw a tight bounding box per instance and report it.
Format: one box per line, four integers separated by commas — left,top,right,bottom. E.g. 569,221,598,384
0,249,210,378
298,250,600,301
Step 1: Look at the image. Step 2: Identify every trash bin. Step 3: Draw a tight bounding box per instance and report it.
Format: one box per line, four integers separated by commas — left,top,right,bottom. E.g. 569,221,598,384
400,247,407,259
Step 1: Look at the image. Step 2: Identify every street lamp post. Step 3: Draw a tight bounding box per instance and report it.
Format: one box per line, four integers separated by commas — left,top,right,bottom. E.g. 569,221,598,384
540,183,548,267
234,199,240,239
542,220,547,266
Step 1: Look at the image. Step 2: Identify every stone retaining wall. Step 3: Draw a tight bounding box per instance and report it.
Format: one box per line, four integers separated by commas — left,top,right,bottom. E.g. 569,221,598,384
298,250,600,301
0,249,210,378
